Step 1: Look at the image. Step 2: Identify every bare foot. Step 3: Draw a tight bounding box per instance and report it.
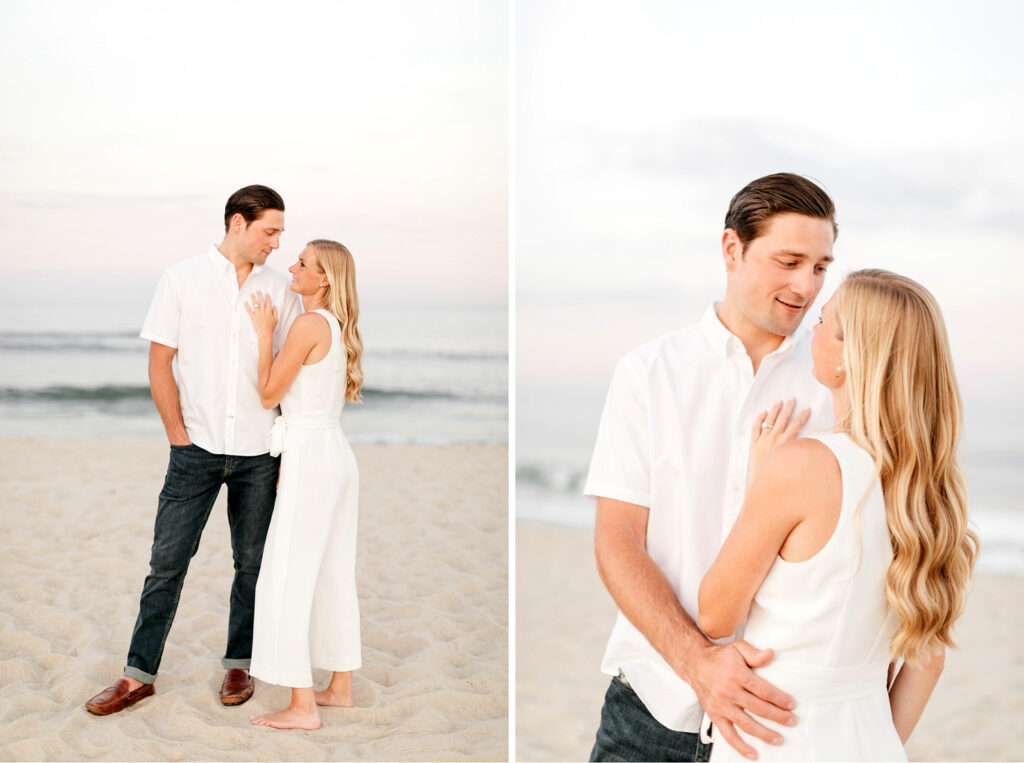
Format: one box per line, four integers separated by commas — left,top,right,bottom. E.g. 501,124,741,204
314,689,354,707
249,707,321,730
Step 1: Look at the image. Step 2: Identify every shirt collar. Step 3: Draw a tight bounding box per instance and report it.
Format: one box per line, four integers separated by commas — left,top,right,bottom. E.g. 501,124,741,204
700,301,806,362
207,244,264,276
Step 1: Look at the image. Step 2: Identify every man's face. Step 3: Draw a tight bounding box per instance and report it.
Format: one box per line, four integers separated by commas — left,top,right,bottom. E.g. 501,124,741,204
722,213,835,339
233,209,284,266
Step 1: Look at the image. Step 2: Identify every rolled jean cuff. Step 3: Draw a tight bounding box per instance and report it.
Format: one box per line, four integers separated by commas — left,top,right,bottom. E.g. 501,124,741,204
124,665,156,684
222,657,251,670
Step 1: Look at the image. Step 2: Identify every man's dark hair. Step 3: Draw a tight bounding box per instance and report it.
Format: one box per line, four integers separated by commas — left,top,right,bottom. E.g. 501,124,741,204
224,185,285,231
724,173,837,253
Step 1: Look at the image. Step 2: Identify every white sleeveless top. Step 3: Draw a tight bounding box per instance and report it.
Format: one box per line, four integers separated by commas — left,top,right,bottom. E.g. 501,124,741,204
710,432,905,761
744,432,896,665
280,308,347,417
268,308,347,456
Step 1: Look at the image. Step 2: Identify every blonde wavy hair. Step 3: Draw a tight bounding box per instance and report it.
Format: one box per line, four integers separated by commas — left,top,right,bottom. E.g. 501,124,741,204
836,269,977,666
308,239,363,404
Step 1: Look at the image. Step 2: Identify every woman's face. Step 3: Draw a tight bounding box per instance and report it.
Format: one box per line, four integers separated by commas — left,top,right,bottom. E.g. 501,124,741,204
811,290,846,389
287,245,325,296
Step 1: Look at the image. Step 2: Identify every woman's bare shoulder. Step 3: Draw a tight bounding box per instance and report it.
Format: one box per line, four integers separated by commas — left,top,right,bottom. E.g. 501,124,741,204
756,437,841,503
289,310,332,333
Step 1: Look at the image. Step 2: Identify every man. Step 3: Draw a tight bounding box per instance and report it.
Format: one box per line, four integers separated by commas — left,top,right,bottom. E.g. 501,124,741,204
85,185,302,715
585,173,838,761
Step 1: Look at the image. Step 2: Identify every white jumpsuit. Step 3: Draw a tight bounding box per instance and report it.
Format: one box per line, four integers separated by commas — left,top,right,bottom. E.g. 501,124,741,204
250,308,361,688
709,433,906,761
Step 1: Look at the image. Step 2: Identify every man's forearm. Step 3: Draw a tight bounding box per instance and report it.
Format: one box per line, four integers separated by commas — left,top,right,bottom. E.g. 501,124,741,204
594,498,796,754
595,503,710,684
149,355,189,445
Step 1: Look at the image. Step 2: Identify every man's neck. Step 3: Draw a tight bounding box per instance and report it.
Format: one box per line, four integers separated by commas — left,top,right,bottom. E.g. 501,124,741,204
216,240,254,288
714,302,786,374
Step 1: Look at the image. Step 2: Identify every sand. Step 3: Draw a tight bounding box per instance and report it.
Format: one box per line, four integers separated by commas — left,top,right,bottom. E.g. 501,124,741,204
516,520,1024,762
0,439,508,762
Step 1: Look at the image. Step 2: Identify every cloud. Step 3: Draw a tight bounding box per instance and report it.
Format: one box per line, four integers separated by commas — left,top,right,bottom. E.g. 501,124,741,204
616,118,1024,233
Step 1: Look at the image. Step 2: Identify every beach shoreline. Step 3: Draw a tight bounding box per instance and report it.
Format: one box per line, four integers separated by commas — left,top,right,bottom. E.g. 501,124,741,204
0,439,508,762
516,520,1023,762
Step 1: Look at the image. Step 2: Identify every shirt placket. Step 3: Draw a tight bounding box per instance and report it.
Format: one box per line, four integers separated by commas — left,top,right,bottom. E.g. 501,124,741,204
723,345,755,535
224,270,241,453
722,348,788,537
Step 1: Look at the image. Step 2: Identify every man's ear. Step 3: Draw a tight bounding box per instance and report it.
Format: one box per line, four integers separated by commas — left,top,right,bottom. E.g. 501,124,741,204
229,213,246,233
722,229,743,271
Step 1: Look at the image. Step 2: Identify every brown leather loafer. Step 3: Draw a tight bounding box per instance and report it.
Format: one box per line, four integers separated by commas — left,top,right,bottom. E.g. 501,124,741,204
221,668,255,706
85,678,155,715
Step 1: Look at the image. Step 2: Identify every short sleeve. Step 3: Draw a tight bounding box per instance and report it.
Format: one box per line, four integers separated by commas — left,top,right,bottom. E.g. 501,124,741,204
140,270,181,348
583,354,651,507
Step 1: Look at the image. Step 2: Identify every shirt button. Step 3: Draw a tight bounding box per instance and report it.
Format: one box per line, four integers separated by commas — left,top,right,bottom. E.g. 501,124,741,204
731,481,742,492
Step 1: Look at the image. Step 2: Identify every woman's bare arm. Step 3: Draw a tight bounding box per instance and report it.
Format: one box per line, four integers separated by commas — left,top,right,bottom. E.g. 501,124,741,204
889,647,945,744
246,294,328,409
697,439,835,638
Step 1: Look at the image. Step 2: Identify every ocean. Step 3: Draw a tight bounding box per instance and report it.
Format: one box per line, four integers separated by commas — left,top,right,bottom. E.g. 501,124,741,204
516,380,1024,578
0,303,507,445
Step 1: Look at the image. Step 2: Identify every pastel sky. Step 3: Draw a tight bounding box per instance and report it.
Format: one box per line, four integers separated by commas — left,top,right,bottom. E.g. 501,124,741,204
517,0,1023,385
515,0,1024,470
0,0,508,330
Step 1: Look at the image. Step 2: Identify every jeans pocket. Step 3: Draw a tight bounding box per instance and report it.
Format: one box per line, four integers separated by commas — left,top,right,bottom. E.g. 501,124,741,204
170,443,206,453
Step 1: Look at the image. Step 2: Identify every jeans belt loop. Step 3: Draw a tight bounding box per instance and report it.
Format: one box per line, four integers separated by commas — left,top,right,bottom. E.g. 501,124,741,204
616,669,632,690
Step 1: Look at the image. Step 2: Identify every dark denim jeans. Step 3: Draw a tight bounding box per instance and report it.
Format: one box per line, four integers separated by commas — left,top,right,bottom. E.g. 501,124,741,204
590,676,713,762
124,443,279,683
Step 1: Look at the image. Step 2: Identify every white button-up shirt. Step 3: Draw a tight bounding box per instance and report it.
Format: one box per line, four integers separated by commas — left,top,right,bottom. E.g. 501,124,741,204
140,245,302,456
584,303,835,732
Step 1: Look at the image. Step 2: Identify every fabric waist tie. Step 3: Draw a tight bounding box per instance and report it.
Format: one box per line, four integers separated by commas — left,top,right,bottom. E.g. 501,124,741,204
699,659,890,743
268,412,342,456
755,659,890,703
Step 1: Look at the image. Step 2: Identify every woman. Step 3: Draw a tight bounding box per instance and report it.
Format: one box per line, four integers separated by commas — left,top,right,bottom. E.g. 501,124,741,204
244,239,364,731
698,269,977,760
